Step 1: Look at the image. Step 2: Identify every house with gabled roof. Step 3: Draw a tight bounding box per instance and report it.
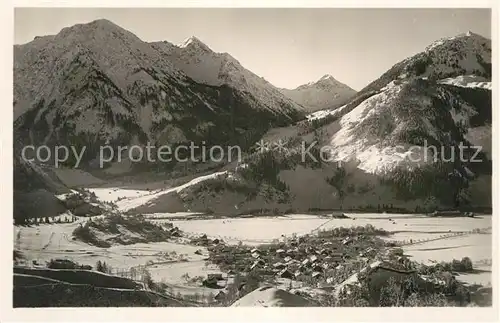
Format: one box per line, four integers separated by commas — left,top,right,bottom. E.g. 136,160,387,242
277,268,293,279
214,290,226,301
250,259,265,271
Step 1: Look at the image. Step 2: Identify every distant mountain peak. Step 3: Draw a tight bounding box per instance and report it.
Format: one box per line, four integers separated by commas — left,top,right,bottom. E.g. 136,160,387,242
51,18,146,48
315,74,345,86
87,18,118,27
462,30,483,38
319,74,335,81
281,74,356,112
297,74,351,90
59,18,124,35
424,31,490,53
151,35,304,116
178,36,212,52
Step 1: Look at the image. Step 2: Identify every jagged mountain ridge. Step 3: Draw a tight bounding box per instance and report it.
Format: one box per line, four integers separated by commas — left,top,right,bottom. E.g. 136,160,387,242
150,36,306,117
280,74,357,112
14,19,304,166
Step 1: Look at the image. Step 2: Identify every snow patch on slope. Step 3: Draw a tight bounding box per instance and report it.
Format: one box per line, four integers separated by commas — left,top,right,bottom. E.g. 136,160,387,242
438,75,492,90
326,81,429,174
306,104,347,121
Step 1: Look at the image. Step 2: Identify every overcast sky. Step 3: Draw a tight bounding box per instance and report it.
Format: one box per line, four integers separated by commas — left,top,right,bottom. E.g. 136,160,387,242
14,8,491,90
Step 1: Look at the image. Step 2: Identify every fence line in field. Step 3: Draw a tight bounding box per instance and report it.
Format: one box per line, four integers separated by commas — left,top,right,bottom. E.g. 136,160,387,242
397,227,492,247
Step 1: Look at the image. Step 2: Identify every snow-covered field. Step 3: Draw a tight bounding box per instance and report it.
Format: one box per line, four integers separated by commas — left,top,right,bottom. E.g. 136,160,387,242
88,171,227,211
14,220,223,297
170,213,492,285
169,213,491,243
402,233,491,263
15,212,493,293
144,212,204,219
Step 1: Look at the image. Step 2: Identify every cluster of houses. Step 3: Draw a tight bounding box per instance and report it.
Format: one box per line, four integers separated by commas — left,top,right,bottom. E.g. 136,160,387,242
199,228,476,305
204,232,390,288
202,273,227,288
245,238,351,281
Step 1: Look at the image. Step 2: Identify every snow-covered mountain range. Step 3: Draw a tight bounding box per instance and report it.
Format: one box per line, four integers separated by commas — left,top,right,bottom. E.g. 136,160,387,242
14,19,304,166
154,31,491,215
280,74,356,112
13,20,492,215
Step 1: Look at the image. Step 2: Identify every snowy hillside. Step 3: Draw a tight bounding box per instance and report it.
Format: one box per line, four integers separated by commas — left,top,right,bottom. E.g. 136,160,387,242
358,31,491,97
150,37,305,117
321,31,491,175
280,75,356,112
14,19,304,166
326,78,491,174
161,32,492,214
305,104,348,122
88,171,228,212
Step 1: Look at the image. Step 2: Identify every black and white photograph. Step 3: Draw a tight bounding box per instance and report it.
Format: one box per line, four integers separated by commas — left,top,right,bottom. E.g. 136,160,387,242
7,3,497,315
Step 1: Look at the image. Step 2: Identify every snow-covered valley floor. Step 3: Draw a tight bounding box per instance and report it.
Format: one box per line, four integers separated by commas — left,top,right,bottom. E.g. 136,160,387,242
15,211,492,294
14,219,224,297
